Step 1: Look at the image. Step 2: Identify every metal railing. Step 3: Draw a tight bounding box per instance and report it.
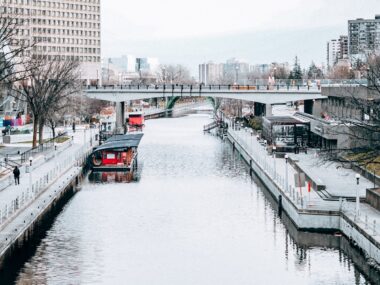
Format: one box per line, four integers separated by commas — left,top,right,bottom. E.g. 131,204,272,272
20,132,69,164
85,79,369,92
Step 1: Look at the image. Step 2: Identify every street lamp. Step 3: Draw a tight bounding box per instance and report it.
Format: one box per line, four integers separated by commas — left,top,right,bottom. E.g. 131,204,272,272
285,154,289,193
235,66,239,85
273,146,277,180
355,173,360,219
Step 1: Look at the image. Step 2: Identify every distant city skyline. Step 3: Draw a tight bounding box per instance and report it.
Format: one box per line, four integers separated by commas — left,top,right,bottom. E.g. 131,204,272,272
102,0,380,75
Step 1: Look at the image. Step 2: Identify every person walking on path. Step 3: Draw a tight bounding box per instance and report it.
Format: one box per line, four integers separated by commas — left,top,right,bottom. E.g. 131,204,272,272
13,166,20,185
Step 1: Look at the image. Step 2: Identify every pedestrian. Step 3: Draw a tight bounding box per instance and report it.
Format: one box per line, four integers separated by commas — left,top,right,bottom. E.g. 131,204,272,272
13,166,20,185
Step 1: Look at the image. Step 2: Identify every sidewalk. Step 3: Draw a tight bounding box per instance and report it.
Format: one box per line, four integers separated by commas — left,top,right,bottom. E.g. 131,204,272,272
227,121,380,246
0,126,98,229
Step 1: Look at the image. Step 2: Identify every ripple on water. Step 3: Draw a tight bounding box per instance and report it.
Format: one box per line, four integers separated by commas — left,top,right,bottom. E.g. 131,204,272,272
15,113,376,285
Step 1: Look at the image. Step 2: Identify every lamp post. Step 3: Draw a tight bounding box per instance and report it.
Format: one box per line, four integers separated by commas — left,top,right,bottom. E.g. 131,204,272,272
273,146,277,180
355,174,360,219
285,154,289,193
235,66,239,85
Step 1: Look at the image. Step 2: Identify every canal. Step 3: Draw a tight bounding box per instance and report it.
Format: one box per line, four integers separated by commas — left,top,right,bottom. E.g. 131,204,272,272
13,112,378,284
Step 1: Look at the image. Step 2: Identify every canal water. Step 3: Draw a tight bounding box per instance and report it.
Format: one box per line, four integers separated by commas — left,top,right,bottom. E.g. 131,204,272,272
14,112,378,284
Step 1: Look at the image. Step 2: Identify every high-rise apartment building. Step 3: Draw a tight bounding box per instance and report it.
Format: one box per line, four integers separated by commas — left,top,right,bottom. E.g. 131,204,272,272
136,57,159,74
199,62,223,85
0,0,101,84
224,58,249,84
327,39,340,70
327,36,349,70
348,15,380,59
339,35,349,60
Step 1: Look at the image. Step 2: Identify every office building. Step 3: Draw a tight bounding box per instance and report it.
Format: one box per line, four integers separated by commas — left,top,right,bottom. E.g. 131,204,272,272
0,0,102,84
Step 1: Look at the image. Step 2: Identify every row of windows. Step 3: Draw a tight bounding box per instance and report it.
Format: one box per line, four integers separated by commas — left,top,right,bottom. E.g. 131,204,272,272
33,45,99,54
2,7,100,21
33,36,100,46
31,53,101,63
1,0,100,11
0,17,100,31
33,44,100,54
31,18,100,29
32,28,100,38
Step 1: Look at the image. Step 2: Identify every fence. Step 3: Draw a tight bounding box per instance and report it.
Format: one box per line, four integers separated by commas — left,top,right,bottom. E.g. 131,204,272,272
0,141,93,231
20,132,69,164
228,124,380,241
86,79,369,91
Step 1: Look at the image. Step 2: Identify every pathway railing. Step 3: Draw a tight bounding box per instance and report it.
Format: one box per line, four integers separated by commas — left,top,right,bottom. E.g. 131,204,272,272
0,139,94,230
85,79,369,93
228,123,380,242
20,132,69,164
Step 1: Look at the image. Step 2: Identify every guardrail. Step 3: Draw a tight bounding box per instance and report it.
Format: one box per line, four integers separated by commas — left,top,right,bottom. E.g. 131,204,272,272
84,80,369,92
20,132,69,164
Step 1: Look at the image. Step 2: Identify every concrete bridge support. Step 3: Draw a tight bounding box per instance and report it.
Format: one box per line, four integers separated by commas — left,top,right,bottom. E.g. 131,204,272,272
304,99,314,115
115,101,125,134
265,104,273,117
254,102,265,116
254,102,272,117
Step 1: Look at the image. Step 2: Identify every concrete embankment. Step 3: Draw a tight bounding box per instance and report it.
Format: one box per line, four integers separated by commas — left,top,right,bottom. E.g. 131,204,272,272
226,128,380,266
0,128,96,277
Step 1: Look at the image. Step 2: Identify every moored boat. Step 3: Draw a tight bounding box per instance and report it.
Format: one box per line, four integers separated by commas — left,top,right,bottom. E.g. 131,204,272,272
88,133,143,172
127,111,144,132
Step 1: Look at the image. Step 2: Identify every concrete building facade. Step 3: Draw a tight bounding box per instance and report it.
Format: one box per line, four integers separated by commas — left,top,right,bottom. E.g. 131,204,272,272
199,62,224,85
0,0,102,84
348,15,380,59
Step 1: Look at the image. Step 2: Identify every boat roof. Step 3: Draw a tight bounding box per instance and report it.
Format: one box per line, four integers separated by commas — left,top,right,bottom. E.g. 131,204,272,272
94,133,144,151
105,133,143,143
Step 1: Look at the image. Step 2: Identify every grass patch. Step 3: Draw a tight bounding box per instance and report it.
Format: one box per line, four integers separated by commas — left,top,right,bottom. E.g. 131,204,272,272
346,153,380,176
16,136,70,145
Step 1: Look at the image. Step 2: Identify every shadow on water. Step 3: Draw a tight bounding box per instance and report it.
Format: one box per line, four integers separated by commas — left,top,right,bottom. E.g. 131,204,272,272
225,135,380,285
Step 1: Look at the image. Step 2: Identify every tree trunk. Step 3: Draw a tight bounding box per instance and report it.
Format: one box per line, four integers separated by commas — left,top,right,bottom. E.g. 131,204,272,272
32,115,38,148
38,119,44,145
52,125,56,139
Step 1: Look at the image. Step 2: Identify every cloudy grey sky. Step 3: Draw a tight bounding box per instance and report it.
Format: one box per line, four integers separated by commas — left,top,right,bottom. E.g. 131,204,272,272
102,0,380,74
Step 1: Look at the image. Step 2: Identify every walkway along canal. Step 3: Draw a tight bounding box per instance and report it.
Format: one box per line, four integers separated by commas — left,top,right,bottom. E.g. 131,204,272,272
225,119,380,268
8,112,380,284
0,127,97,282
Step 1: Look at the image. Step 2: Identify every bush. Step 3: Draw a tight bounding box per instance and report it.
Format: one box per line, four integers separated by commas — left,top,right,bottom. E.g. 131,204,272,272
248,117,262,131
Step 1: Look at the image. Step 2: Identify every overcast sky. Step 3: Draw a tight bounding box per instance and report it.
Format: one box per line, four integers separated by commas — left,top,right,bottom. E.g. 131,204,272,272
101,0,380,74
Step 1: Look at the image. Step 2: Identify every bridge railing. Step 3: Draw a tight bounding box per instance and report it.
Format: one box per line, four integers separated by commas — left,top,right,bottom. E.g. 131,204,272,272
85,79,368,92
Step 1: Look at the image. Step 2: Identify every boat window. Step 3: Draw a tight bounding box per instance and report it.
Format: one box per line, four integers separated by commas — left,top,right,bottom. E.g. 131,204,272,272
106,153,116,159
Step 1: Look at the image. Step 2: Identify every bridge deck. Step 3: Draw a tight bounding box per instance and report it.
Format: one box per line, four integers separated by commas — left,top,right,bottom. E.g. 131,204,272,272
84,85,325,104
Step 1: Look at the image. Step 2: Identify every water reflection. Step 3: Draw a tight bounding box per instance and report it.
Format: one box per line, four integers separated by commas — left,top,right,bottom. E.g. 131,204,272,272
12,113,379,285
89,171,137,183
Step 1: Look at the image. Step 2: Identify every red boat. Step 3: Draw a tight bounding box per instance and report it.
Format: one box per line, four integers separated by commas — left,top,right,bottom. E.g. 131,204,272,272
128,111,144,132
88,133,143,172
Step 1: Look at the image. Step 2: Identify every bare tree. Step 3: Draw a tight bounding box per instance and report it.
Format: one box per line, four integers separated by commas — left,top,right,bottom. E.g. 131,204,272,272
14,55,80,147
156,64,194,84
0,6,34,85
320,54,380,170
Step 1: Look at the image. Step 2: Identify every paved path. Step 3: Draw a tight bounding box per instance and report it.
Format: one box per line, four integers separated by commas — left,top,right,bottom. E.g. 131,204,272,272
0,127,98,230
227,122,380,245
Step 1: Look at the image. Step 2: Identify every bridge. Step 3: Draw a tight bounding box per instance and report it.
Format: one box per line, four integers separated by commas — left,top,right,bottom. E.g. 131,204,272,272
84,84,325,105
86,83,370,133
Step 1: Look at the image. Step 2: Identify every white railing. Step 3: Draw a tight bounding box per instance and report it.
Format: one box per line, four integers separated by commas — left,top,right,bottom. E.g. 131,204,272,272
228,123,380,241
0,128,97,230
